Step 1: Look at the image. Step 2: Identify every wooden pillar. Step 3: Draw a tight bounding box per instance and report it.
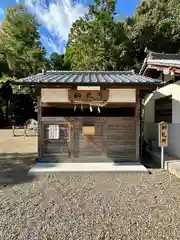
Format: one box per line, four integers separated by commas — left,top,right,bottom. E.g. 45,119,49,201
36,87,42,159
135,88,140,161
139,97,143,159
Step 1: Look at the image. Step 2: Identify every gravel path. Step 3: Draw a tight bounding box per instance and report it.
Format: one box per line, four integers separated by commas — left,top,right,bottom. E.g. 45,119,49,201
0,170,180,240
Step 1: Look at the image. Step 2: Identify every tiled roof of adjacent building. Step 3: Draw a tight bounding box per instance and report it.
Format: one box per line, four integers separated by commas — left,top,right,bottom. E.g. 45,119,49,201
140,49,180,75
147,51,180,60
15,70,161,85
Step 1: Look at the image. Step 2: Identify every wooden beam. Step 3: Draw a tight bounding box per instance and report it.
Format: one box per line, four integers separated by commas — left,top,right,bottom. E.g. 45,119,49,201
41,102,136,108
145,65,180,74
18,84,161,90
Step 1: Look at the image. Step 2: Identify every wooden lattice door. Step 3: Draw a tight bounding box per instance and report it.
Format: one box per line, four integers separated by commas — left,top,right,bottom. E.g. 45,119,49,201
42,122,71,157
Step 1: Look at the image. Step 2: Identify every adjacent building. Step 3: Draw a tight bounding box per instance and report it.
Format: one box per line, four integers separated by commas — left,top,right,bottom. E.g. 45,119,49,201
140,50,180,157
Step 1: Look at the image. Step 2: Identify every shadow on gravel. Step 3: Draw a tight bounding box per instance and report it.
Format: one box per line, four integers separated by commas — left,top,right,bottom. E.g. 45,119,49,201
140,152,160,172
0,153,37,187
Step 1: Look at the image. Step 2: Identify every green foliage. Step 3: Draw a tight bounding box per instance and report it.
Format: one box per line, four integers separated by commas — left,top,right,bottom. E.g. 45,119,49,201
67,0,132,71
1,0,180,125
0,54,10,77
0,5,46,78
0,75,16,84
0,0,180,80
48,52,70,70
128,0,180,64
66,0,180,71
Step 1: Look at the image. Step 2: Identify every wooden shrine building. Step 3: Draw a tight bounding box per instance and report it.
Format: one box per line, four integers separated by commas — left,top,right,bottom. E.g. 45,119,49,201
15,70,162,163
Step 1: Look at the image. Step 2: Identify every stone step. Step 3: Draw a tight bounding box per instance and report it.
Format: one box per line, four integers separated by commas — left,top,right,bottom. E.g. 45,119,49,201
0,153,37,160
149,150,180,179
165,161,180,178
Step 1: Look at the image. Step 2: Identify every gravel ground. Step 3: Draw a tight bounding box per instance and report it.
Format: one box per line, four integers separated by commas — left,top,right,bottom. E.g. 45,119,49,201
0,170,180,240
0,130,180,239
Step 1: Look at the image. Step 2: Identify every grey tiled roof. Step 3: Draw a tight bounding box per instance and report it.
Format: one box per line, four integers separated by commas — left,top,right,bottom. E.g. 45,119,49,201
147,51,180,60
16,71,161,85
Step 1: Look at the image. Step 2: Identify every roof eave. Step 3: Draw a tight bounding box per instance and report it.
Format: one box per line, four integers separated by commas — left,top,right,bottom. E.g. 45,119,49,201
147,60,180,68
12,81,163,89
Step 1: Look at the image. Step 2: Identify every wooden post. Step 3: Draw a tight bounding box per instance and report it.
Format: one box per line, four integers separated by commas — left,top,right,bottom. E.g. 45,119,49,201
139,97,143,159
158,121,168,169
36,87,42,159
135,88,140,161
24,125,28,137
12,125,15,137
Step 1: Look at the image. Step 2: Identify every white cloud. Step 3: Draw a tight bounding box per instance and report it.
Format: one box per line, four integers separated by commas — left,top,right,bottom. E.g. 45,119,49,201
41,34,65,54
16,0,20,3
25,0,88,53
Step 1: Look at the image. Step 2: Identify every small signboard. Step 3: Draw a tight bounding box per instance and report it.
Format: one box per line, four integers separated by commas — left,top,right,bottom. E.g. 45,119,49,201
82,126,95,136
77,86,100,91
158,121,168,147
49,125,59,139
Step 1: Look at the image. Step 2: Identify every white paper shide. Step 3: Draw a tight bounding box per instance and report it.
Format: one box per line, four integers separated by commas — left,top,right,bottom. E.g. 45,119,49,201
49,125,59,139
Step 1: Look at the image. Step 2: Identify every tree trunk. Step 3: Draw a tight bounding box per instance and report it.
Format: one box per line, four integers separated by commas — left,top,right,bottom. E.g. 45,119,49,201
6,99,9,122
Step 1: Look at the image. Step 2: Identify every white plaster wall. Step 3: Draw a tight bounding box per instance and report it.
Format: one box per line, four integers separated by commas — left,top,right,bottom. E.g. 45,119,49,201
108,89,136,103
41,89,69,102
41,88,136,103
144,79,180,157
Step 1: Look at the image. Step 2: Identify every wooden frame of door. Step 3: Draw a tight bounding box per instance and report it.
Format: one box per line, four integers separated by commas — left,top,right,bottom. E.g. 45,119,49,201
41,121,72,158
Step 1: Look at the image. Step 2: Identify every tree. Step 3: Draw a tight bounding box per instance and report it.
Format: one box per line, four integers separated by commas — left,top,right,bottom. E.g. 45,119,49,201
128,0,180,66
0,55,10,77
0,76,14,122
0,5,46,78
66,0,132,71
49,52,70,70
67,0,180,71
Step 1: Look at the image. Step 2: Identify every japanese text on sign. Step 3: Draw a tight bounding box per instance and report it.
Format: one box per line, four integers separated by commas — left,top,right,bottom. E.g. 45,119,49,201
68,90,109,102
49,125,59,139
74,91,102,101
158,121,168,147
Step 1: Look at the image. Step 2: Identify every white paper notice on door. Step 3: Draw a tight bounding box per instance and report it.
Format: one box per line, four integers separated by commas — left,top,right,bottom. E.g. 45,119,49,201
48,125,59,139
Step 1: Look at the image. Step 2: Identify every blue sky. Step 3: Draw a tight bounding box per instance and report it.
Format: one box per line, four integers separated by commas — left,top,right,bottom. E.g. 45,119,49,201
0,0,140,55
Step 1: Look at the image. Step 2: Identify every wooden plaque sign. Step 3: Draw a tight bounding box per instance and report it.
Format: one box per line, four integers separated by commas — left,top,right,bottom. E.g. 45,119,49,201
158,121,168,147
82,126,95,136
68,90,109,102
77,86,100,90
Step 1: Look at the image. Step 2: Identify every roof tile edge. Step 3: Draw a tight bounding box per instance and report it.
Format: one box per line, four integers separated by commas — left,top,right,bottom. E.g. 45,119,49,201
45,70,135,74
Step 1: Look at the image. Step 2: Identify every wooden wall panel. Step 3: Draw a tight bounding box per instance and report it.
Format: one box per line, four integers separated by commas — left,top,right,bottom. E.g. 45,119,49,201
106,117,136,160
74,117,106,158
41,116,136,162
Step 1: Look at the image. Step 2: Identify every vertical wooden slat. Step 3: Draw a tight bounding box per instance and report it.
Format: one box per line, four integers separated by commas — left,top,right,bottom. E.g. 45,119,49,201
135,88,140,161
68,122,71,158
